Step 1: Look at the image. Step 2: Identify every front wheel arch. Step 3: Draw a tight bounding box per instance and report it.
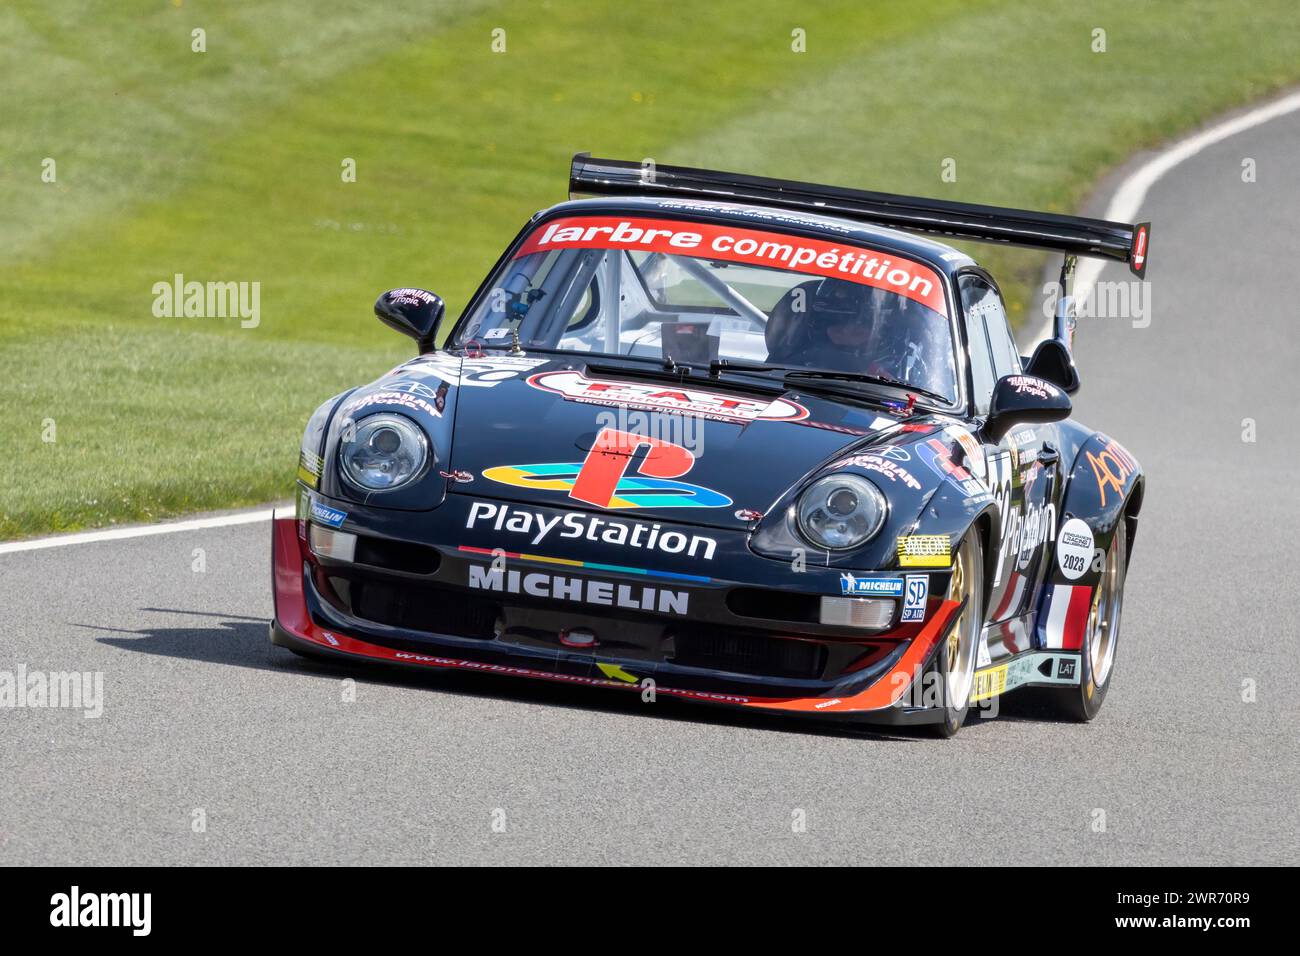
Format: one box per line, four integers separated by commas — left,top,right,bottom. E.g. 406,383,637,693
973,510,997,623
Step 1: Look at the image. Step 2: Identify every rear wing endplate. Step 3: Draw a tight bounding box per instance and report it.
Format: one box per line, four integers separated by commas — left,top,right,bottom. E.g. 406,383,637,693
570,154,1150,278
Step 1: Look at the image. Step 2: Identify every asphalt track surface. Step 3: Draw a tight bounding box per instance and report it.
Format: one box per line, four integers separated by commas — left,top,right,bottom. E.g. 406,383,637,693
3,106,1298,866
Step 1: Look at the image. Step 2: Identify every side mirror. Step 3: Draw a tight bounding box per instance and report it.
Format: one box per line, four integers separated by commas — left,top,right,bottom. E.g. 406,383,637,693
1022,337,1080,394
982,374,1072,444
374,288,445,354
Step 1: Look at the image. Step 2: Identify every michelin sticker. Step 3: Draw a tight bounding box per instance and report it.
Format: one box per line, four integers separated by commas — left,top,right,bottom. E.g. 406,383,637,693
310,500,348,529
841,574,904,597
1056,517,1094,580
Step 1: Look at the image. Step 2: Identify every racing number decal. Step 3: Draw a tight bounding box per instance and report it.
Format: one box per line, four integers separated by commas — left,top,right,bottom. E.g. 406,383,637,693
571,428,695,508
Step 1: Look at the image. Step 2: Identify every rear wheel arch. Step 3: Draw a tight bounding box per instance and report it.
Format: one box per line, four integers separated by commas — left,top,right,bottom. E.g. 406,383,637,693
1122,477,1144,565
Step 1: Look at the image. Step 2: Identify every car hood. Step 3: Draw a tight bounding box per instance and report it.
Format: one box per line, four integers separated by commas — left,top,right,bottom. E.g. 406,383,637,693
383,352,905,531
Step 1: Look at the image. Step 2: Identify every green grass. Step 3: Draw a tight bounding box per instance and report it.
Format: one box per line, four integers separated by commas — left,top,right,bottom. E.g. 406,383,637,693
2,0,1299,538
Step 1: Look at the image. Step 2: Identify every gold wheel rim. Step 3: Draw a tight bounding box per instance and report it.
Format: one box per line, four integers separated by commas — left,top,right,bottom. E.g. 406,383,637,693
942,537,979,709
947,548,966,672
1088,538,1121,686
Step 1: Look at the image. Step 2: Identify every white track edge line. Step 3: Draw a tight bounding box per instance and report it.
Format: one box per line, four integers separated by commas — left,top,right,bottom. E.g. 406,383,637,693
1029,89,1300,346
0,508,282,555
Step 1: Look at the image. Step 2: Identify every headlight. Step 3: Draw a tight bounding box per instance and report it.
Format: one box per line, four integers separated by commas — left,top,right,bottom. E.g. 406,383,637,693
796,474,887,550
339,414,428,492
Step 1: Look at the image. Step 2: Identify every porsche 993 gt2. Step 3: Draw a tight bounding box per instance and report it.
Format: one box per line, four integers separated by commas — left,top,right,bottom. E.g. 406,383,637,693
271,155,1148,736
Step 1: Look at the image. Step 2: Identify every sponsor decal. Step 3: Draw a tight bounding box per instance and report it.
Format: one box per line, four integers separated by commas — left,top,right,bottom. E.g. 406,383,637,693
971,663,1008,702
897,534,951,568
944,425,986,480
400,353,547,388
915,436,986,497
1003,375,1058,400
465,500,718,561
527,370,808,424
840,574,904,597
1087,437,1137,506
515,216,949,317
835,453,922,490
468,564,690,615
984,451,1055,587
1006,499,1055,574
1056,517,1094,581
457,545,710,583
343,384,445,419
386,288,439,309
971,651,1084,702
297,448,322,488
483,427,732,510
1006,427,1036,471
309,500,347,529
901,574,929,623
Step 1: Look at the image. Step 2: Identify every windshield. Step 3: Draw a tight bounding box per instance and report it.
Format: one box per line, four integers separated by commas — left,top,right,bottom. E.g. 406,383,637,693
452,214,959,402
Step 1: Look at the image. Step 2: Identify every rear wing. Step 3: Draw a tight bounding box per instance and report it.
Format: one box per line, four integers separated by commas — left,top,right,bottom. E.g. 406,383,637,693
570,154,1150,278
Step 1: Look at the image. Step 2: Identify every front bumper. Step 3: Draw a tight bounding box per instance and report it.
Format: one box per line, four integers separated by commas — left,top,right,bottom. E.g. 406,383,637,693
271,515,962,723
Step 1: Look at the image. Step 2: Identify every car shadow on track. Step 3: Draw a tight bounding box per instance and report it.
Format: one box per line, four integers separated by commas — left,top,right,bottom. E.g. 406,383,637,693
77,608,1069,740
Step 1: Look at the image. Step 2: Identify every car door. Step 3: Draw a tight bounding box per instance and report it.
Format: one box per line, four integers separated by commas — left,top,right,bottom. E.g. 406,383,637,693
958,272,1056,623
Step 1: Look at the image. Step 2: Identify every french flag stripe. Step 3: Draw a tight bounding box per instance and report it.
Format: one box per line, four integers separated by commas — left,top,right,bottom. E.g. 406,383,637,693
1044,585,1074,649
1062,584,1093,650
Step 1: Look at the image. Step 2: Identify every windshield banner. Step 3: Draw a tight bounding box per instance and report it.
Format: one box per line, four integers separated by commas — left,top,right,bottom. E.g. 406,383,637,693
515,215,948,317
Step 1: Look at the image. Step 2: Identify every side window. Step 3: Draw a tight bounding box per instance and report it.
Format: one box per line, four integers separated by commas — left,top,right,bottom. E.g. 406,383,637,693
980,283,1022,378
958,274,998,415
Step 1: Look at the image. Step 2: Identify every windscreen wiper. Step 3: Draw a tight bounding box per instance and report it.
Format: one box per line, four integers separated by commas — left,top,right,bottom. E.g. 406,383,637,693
782,369,950,405
589,358,786,395
710,360,948,404
708,359,787,377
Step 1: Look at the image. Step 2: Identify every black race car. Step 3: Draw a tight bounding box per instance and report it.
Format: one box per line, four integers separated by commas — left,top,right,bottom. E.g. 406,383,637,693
271,155,1148,736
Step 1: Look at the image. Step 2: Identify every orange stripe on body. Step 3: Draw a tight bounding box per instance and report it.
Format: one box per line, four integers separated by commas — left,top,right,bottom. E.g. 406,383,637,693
744,599,961,714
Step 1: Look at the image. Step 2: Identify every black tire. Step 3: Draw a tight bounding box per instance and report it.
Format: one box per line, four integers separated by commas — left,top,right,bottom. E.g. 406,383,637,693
1050,518,1128,721
929,533,984,738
